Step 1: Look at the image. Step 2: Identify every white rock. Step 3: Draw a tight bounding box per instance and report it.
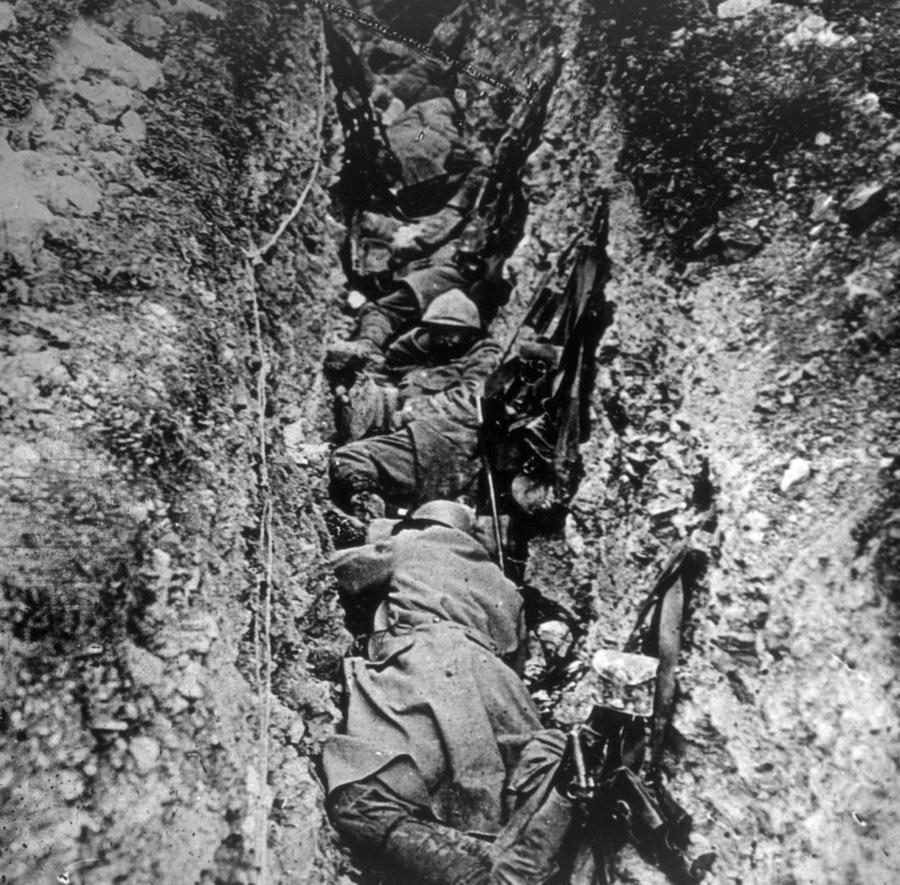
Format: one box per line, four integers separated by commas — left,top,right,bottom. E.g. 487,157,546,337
783,14,857,49
49,21,163,93
58,769,86,801
563,513,585,556
780,457,812,492
178,612,219,655
74,81,134,122
717,0,769,19
178,661,204,699
283,420,306,451
131,13,166,45
130,736,161,773
537,620,572,656
11,443,41,465
40,174,102,216
0,2,15,32
124,643,166,688
816,24,856,48
287,441,331,467
119,109,147,143
175,0,222,18
0,138,53,266
288,719,307,744
742,509,770,532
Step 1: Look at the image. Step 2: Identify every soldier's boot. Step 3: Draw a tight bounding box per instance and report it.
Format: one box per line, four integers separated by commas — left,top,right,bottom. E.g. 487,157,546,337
356,307,395,353
491,787,576,885
322,341,369,382
383,819,491,885
332,373,384,443
321,504,368,550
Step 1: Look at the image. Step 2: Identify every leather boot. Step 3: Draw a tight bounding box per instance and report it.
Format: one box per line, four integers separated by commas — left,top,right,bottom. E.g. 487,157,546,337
491,788,575,885
383,819,491,885
356,306,395,351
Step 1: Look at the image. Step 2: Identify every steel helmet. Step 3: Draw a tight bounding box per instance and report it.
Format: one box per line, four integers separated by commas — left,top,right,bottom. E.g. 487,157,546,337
410,500,476,534
421,288,481,330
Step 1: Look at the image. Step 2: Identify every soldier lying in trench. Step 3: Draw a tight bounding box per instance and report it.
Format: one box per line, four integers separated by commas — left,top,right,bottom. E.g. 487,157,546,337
344,95,487,291
328,288,501,520
326,16,489,285
323,499,575,885
333,216,511,368
323,501,711,885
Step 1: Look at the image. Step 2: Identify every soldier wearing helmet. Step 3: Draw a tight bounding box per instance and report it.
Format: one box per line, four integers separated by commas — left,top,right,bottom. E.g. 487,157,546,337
336,214,510,375
323,500,577,885
329,290,501,521
389,287,483,366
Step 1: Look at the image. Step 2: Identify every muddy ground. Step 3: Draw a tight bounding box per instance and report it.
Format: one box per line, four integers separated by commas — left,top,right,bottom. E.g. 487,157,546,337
1,1,898,884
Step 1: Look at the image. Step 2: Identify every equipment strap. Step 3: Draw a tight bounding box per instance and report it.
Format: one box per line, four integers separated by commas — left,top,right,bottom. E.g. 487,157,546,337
626,546,697,771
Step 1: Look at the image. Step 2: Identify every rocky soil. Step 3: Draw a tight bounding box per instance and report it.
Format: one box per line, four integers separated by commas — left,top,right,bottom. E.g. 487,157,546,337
1,1,898,885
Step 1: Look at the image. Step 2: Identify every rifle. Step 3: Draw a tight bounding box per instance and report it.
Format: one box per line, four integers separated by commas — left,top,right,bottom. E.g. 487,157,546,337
544,195,611,493
499,227,583,365
478,194,612,522
476,395,506,575
475,56,563,259
322,17,401,217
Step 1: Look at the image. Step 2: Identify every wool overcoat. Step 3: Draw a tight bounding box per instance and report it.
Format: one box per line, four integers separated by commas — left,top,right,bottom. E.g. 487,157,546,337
322,524,547,834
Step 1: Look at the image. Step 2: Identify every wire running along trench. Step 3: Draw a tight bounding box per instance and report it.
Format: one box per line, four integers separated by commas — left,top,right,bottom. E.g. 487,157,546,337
241,17,327,885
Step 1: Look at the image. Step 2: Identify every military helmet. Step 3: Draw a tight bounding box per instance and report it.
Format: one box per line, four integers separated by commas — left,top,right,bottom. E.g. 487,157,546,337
410,500,475,534
421,288,481,330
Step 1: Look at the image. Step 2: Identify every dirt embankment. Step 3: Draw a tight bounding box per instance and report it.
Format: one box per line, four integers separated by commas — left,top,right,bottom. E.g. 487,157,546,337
527,2,900,883
2,1,348,882
2,1,899,885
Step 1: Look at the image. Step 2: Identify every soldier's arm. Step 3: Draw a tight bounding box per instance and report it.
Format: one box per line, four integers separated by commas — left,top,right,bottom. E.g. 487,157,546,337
388,205,467,264
356,284,420,351
413,338,503,422
384,327,430,372
459,338,503,386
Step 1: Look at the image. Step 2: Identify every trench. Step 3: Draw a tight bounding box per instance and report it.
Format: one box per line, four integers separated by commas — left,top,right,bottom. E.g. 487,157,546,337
2,1,899,885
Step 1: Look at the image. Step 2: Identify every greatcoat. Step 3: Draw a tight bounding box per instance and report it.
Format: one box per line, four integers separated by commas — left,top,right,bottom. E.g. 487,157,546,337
322,524,555,834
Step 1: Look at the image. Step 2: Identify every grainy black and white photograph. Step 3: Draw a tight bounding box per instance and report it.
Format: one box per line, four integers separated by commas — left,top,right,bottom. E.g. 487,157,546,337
1,1,899,883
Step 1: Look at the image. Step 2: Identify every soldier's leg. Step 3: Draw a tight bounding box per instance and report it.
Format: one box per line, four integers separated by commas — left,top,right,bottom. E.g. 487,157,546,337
328,777,420,855
357,283,420,349
489,731,577,885
331,374,398,444
329,429,418,516
490,789,576,885
329,769,492,885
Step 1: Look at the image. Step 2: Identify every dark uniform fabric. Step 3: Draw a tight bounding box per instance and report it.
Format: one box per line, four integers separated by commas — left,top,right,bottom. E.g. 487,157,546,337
356,262,466,347
330,334,502,508
357,255,511,349
400,261,468,311
388,97,470,187
330,430,418,509
322,524,563,835
351,161,485,301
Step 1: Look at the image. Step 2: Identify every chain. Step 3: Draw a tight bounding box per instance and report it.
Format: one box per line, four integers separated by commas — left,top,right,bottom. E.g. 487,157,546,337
306,0,536,103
